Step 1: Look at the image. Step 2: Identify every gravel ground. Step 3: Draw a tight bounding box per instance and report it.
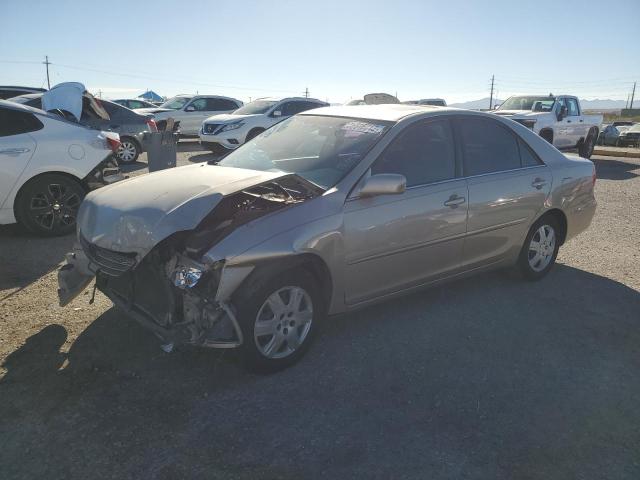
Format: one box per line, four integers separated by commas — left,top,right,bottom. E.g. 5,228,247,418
1,145,639,479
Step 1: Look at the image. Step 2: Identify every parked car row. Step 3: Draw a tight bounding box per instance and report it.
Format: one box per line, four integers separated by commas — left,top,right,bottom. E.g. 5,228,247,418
7,83,158,164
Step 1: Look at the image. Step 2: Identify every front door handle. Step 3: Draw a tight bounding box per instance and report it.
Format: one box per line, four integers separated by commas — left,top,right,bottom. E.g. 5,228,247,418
444,195,466,208
531,178,547,189
0,148,30,155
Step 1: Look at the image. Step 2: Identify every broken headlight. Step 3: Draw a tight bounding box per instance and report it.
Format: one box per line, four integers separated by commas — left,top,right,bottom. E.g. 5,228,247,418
173,266,204,289
171,258,224,290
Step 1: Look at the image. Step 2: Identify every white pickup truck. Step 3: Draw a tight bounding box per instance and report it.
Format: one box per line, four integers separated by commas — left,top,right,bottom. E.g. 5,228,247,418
492,95,602,158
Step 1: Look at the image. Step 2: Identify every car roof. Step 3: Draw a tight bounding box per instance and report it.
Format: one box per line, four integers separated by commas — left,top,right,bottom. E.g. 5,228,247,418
253,96,327,104
300,104,453,122
0,98,45,114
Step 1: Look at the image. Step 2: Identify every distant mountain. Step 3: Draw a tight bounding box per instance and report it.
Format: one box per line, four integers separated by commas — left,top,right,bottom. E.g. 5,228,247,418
449,97,504,110
449,97,627,111
579,99,627,110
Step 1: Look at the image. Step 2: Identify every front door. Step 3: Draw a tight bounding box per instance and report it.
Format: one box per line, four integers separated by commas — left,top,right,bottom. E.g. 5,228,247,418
343,118,468,305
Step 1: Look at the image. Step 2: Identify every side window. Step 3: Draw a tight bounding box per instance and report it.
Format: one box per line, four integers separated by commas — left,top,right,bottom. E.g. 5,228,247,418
128,100,144,109
459,117,521,176
371,119,456,187
205,98,239,111
297,102,322,114
518,138,543,167
566,98,579,116
280,102,296,116
188,98,208,111
0,108,44,137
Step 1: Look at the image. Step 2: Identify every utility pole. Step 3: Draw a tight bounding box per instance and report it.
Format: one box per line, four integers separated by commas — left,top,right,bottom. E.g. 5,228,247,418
626,93,630,109
43,55,51,89
630,82,636,109
489,74,495,110
304,87,309,98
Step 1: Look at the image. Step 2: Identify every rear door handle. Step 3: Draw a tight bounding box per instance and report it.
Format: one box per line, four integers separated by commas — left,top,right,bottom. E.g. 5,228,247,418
531,178,547,189
0,148,30,155
444,195,466,208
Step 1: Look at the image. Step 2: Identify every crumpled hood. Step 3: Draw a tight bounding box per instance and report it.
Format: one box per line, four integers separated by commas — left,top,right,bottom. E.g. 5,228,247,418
77,164,284,257
203,113,258,124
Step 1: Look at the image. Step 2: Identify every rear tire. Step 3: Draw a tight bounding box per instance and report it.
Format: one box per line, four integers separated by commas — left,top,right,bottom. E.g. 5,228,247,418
579,129,596,159
15,174,86,236
116,137,140,164
234,268,322,373
517,215,561,281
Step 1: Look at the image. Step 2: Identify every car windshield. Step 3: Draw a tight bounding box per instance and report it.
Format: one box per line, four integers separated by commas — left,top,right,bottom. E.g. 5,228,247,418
160,97,191,110
498,96,556,111
216,115,391,189
233,100,278,115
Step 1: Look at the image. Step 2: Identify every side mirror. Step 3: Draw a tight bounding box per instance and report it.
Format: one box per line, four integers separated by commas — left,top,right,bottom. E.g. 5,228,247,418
185,105,195,112
557,105,567,121
271,110,282,117
359,174,406,198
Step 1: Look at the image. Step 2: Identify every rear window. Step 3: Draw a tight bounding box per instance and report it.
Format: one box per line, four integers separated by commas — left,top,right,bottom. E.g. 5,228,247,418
0,107,44,137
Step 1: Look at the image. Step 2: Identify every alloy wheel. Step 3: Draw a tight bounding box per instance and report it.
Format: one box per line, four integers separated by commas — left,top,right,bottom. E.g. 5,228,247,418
29,183,81,231
254,286,314,359
528,224,556,272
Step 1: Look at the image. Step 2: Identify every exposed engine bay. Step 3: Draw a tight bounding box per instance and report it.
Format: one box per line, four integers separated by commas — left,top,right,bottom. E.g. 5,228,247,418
60,175,322,348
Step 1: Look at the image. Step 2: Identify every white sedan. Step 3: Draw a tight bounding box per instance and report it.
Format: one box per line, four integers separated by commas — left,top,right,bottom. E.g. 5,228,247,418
199,97,329,153
0,100,123,236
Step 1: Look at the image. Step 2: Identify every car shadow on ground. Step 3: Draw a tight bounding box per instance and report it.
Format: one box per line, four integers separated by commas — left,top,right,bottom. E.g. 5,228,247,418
593,157,640,181
1,264,639,479
0,224,75,296
118,161,148,174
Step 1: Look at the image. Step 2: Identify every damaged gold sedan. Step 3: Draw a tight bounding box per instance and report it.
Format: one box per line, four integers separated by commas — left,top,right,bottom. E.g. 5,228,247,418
59,105,596,371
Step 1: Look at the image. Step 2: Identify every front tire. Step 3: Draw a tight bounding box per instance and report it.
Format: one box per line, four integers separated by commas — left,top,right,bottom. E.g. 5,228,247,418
234,268,322,373
15,174,86,236
116,138,140,164
517,216,561,280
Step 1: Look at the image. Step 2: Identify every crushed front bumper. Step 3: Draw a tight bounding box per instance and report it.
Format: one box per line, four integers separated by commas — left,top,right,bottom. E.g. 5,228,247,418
58,247,244,348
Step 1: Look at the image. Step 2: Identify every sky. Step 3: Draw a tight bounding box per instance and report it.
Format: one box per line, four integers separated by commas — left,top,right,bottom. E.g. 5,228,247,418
1,0,639,104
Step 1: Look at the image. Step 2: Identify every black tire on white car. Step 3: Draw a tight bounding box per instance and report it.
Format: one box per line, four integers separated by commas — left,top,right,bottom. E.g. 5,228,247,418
246,128,265,143
15,173,86,237
578,129,597,159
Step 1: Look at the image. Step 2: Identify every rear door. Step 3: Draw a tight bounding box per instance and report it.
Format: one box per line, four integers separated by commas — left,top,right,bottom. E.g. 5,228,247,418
457,116,551,268
343,118,468,305
0,107,40,208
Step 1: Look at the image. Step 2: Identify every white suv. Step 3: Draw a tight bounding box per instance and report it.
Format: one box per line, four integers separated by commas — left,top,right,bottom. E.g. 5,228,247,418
136,95,243,136
199,97,329,152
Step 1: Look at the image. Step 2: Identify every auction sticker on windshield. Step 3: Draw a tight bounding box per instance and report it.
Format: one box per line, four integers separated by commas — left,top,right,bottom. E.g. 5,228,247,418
342,121,386,136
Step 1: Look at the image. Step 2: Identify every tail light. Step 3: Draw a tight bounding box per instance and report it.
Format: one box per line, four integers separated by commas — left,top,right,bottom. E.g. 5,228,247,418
106,137,121,153
146,118,158,132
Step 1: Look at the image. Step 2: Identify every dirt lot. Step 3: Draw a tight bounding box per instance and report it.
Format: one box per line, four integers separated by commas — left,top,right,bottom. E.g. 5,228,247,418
1,144,639,479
